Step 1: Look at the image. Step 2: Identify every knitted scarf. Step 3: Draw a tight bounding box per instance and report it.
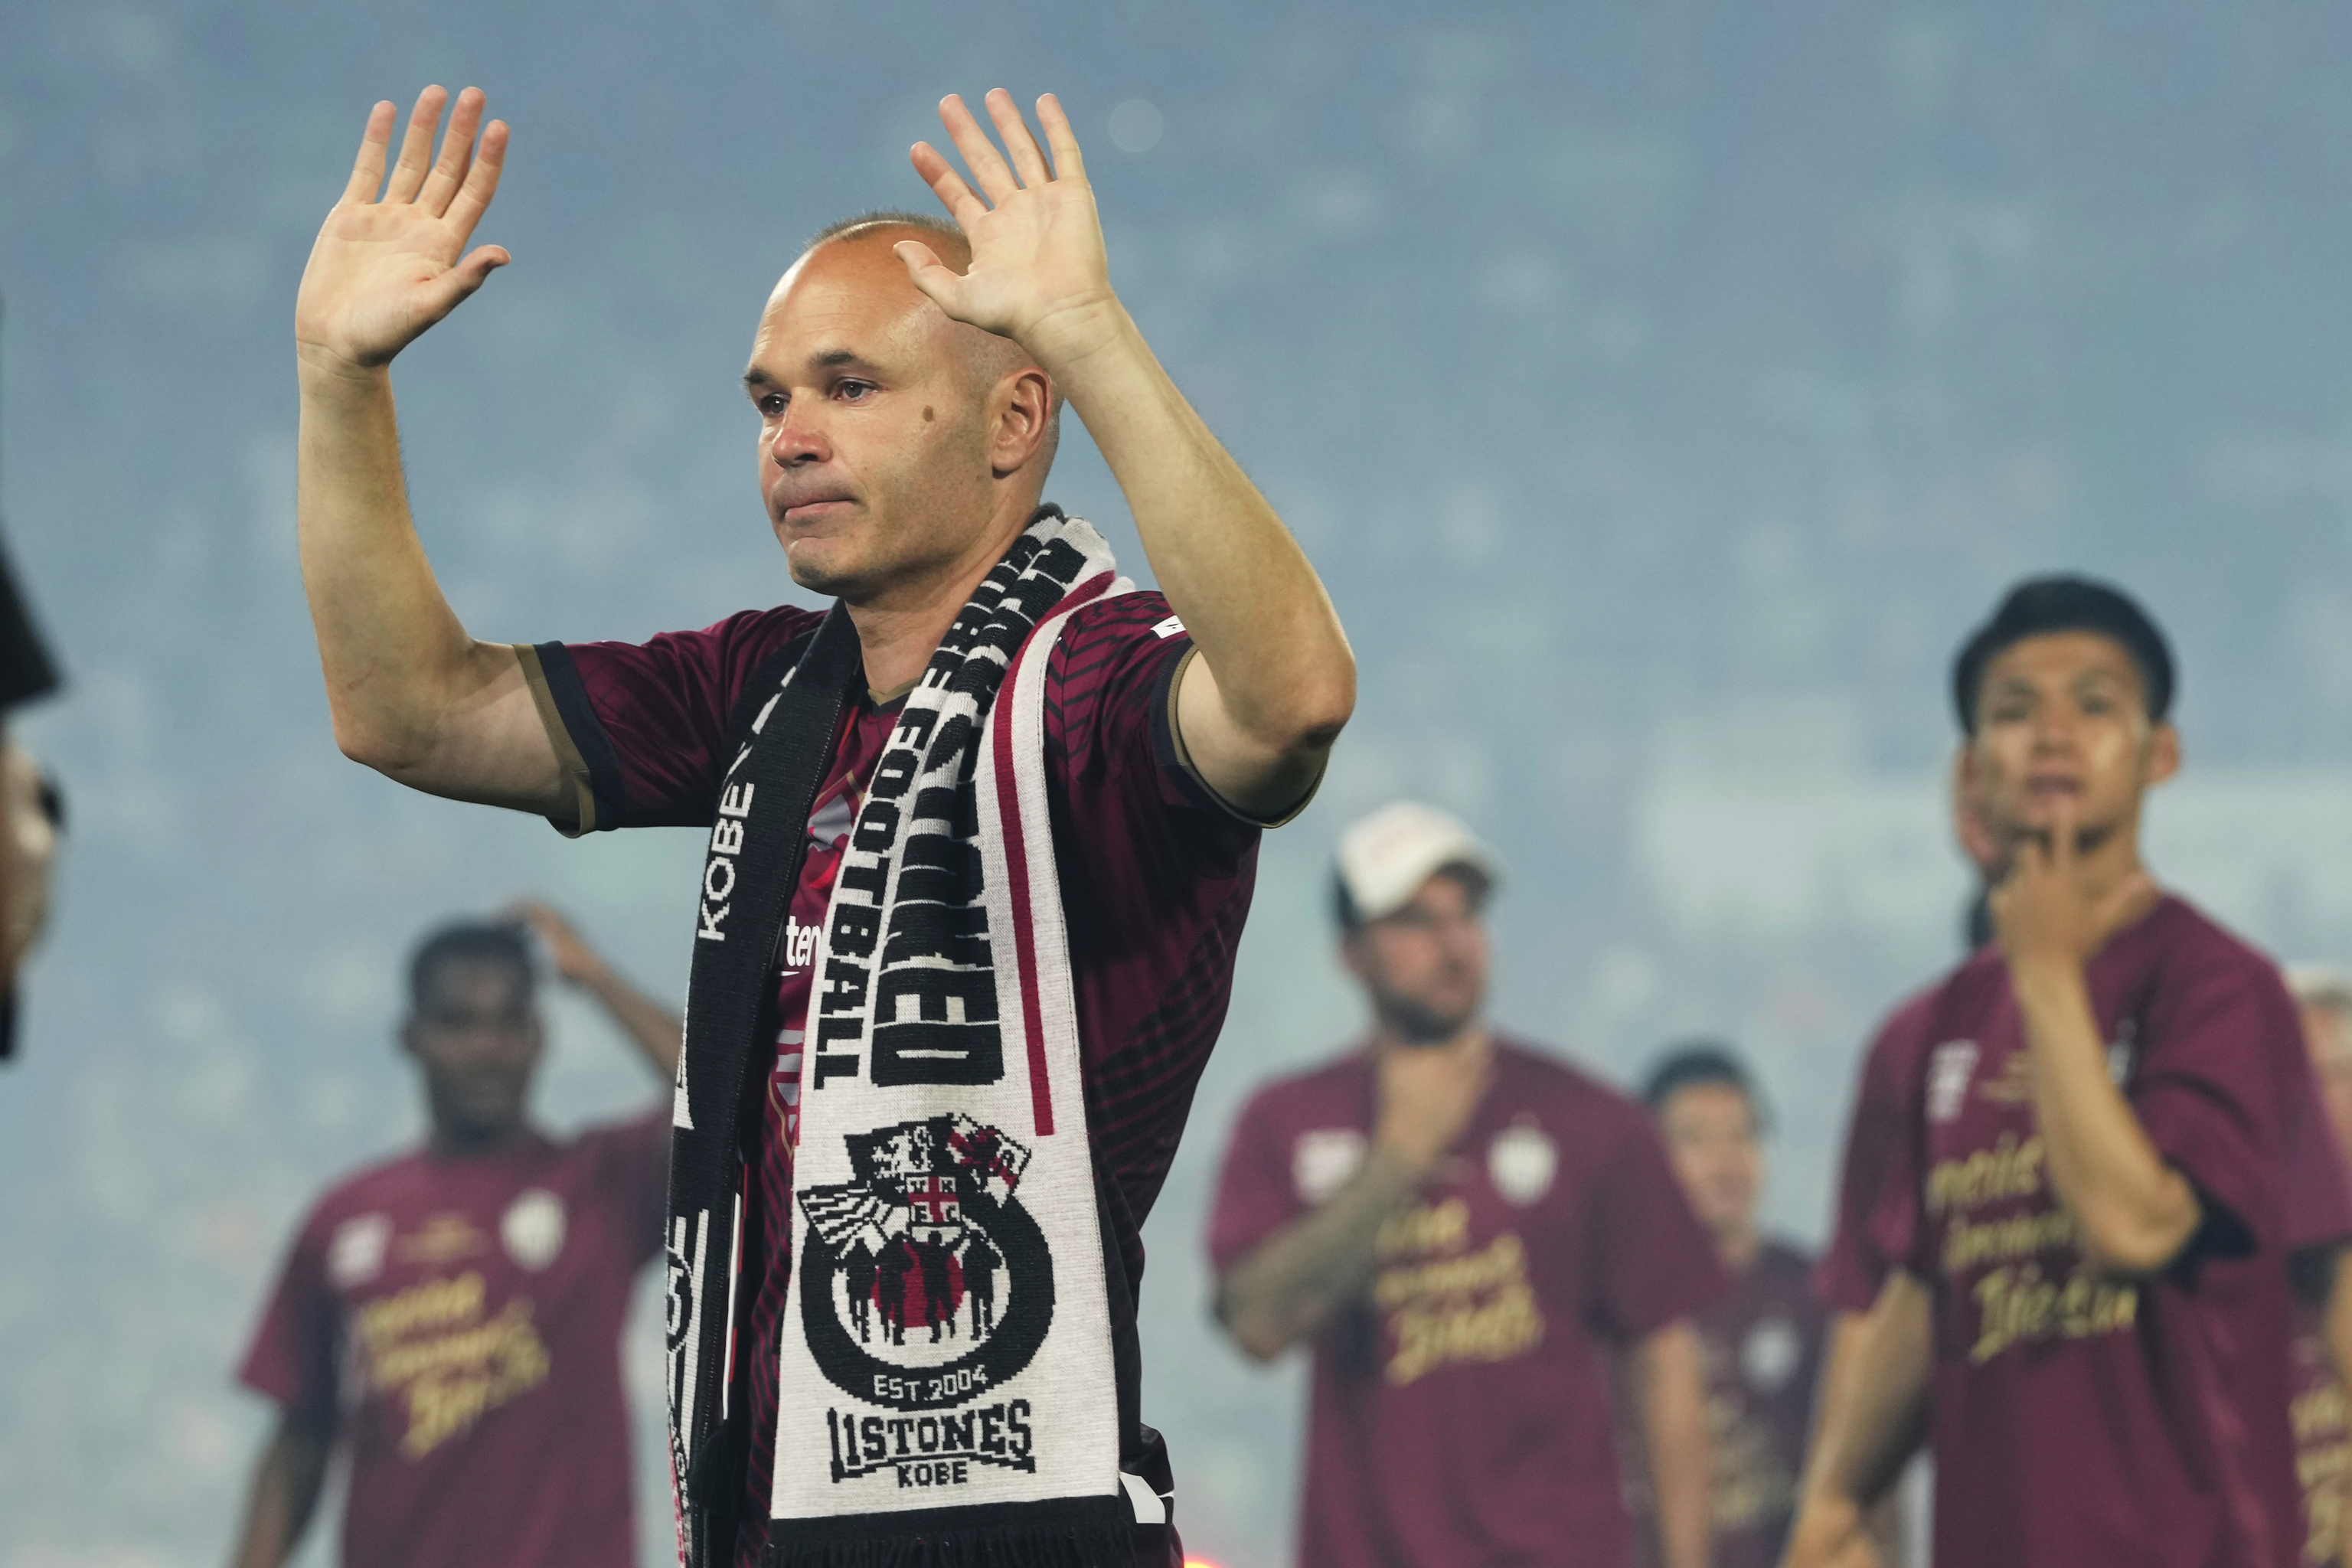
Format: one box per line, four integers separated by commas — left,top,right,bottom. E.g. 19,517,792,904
663,508,1169,1566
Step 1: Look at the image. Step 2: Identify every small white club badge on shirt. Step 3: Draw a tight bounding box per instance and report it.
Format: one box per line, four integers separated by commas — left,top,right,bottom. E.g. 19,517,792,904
501,1189,567,1272
328,1213,391,1289
1487,1120,1557,1207
1742,1315,1802,1394
1293,1129,1367,1204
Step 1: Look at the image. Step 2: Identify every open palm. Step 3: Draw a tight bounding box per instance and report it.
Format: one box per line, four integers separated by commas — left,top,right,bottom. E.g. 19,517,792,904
296,86,509,371
900,92,1119,365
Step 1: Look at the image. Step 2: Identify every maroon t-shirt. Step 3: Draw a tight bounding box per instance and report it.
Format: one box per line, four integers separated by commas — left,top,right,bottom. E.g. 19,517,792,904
1694,1240,1827,1568
1815,988,1939,1314
2292,1302,2349,1567
1866,896,2352,1567
1207,1038,1728,1568
544,591,1263,1555
238,1113,669,1568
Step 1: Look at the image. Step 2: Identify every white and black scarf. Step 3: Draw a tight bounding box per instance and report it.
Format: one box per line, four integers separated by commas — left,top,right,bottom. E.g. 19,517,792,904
663,508,1172,1566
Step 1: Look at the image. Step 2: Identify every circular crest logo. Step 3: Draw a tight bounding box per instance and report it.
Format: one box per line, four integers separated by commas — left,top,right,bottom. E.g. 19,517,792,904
1488,1119,1557,1207
501,1188,567,1271
798,1113,1054,1412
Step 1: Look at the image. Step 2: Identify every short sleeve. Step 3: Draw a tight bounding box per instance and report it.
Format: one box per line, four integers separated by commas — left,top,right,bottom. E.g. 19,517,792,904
1206,1090,1308,1275
1047,597,1298,858
2133,953,2297,1261
584,1107,673,1268
2284,1056,2352,1256
521,606,823,833
237,1214,341,1422
1586,1113,1730,1344
1816,999,1932,1311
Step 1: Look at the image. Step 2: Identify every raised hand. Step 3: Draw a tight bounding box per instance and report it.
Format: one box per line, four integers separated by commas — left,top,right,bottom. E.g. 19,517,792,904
505,899,606,989
898,91,1119,368
296,87,510,374
1373,1036,1491,1174
1989,796,2159,978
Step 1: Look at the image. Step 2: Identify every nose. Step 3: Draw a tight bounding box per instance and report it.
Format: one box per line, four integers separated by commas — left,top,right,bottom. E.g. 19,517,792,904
769,406,831,469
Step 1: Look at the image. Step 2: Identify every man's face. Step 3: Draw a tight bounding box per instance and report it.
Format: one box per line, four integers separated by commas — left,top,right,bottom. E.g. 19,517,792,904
403,959,542,1143
2303,1003,2352,1159
742,235,1023,606
1658,1082,1762,1243
1960,630,2179,865
1343,871,1489,1044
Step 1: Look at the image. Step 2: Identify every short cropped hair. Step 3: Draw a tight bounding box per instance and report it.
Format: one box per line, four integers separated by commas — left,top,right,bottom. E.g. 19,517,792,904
1951,576,2175,736
408,920,535,1010
1642,1041,1766,1128
805,209,963,254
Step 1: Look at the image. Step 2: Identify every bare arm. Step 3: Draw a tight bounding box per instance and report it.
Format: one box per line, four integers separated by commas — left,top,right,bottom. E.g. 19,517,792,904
226,1412,332,1568
511,900,681,1079
1628,1321,1713,1568
1805,1314,1908,1567
1994,802,2194,1276
898,92,1354,818
295,87,564,814
1217,1037,1488,1359
1785,1274,1932,1568
1217,1144,1427,1361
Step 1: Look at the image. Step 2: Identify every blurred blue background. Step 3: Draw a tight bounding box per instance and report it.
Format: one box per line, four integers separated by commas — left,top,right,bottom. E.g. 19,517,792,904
9,2,2352,1563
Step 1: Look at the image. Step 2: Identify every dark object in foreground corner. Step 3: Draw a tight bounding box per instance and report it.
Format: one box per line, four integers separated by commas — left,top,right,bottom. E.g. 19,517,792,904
0,288,67,1063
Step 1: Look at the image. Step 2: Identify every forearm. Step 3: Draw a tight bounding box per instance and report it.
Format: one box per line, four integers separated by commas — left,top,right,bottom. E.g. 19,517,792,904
2012,960,2199,1273
1805,1276,1931,1515
1632,1322,1713,1568
227,1421,329,1568
296,360,539,795
1042,312,1354,756
1217,1145,1425,1359
577,961,683,1080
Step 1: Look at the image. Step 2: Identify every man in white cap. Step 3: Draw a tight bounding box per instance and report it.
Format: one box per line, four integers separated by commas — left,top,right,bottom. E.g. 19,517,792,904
1206,802,1724,1568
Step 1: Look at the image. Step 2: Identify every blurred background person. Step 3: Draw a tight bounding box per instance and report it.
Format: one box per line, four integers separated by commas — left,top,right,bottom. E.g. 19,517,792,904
224,902,677,1568
1789,577,2352,1568
0,293,63,1064
1207,802,1724,1568
1639,1044,1836,1568
2286,963,2352,1567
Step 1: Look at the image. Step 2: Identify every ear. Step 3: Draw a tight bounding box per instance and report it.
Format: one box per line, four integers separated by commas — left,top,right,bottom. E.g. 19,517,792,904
1950,744,1999,874
1339,929,1374,985
985,367,1056,479
2145,721,2182,787
397,1019,421,1063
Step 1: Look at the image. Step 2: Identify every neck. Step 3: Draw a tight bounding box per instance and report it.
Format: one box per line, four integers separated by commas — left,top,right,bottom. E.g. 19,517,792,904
430,1119,529,1158
1716,1223,1760,1274
843,495,1043,695
1370,1018,1490,1062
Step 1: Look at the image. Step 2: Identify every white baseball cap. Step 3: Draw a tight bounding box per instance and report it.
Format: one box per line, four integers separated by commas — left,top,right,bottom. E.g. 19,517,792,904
1334,801,1501,926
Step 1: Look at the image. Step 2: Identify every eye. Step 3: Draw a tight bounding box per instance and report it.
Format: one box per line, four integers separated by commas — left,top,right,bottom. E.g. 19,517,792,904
754,393,787,417
837,379,877,402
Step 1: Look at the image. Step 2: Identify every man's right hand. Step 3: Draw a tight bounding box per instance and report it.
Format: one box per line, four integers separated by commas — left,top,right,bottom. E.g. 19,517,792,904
1372,1036,1489,1171
296,86,509,374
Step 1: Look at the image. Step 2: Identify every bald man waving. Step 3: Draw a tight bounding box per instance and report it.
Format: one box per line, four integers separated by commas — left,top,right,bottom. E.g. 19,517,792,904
292,86,1352,1568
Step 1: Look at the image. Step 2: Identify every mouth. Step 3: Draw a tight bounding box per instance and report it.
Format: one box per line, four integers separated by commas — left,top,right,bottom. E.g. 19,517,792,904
2022,775,2082,803
777,496,855,527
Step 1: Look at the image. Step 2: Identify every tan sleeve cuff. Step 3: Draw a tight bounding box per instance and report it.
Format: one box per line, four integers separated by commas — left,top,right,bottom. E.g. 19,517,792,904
512,643,599,837
1164,645,1326,830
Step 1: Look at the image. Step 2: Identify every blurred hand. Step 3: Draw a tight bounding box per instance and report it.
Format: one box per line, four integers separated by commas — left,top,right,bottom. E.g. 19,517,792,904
1372,1036,1489,1172
898,90,1119,368
1782,1494,1871,1568
1988,797,2159,981
506,900,605,988
296,86,510,374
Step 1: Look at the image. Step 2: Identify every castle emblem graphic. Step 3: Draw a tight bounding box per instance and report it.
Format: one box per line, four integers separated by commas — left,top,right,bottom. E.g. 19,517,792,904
797,1113,1054,1416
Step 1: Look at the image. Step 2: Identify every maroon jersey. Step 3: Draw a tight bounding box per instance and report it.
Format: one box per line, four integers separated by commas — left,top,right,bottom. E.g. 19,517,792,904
2292,1303,2349,1567
1207,1038,1727,1568
1694,1241,1827,1568
237,1113,668,1568
540,590,1263,1557
1867,896,2352,1567
1815,988,1939,1313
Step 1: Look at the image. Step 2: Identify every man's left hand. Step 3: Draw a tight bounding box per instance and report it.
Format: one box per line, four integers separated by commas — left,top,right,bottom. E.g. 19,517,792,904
897,91,1122,370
